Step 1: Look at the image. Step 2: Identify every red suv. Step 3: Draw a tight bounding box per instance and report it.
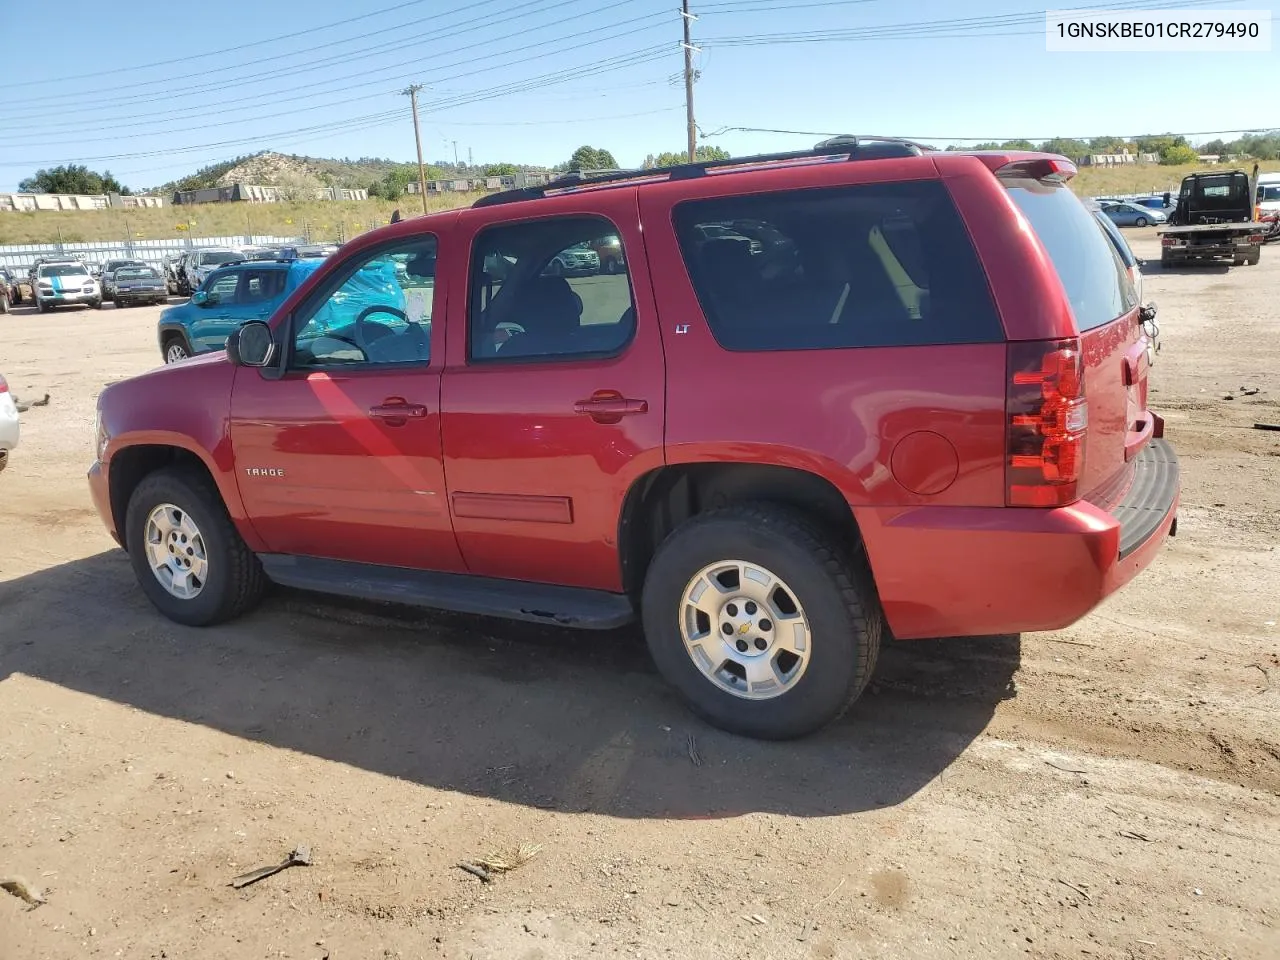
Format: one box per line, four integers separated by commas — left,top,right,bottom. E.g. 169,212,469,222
88,137,1178,740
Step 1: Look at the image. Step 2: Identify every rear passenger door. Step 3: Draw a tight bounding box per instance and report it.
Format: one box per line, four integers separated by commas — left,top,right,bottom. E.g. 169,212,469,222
439,193,666,592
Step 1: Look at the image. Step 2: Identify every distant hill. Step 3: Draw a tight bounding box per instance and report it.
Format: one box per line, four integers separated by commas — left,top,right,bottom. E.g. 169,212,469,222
148,150,532,195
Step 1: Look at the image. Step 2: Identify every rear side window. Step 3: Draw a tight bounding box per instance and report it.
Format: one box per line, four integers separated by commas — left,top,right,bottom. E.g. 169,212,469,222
672,181,1003,351
1005,181,1136,332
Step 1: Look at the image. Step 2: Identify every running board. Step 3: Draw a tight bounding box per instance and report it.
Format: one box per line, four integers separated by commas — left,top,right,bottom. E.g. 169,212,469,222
258,554,635,630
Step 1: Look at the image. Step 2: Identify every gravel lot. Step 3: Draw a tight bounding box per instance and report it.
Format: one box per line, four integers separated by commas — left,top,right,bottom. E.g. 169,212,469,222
2,232,1278,960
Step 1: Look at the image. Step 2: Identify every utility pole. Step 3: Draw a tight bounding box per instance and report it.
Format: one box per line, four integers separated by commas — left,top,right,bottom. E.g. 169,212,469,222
401,84,429,216
681,0,699,162
468,146,473,169
451,140,459,168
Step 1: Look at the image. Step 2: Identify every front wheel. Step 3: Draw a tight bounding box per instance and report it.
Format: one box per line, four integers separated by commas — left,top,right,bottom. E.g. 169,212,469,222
641,503,882,740
91,299,103,310
1135,216,1149,228
163,337,191,363
124,467,266,626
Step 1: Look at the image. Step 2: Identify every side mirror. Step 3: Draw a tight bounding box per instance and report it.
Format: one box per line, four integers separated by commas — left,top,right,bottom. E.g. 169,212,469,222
227,321,276,368
1140,302,1158,322
191,290,209,306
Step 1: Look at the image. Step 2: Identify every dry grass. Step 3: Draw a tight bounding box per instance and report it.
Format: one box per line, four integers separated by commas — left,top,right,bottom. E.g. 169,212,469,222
0,194,478,245
1071,159,1280,198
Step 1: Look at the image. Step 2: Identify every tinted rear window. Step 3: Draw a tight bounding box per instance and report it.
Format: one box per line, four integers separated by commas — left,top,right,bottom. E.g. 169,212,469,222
1005,181,1136,331
672,180,1004,351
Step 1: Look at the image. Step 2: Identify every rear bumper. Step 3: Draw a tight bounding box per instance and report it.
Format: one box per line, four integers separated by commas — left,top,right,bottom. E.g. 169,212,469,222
860,438,1179,640
1162,237,1258,258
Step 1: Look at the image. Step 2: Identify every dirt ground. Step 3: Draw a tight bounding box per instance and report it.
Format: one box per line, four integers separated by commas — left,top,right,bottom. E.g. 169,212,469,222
2,232,1278,960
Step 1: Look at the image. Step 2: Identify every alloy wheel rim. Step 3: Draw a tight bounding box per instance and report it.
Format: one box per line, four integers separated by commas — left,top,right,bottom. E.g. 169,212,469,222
143,503,208,600
678,559,811,700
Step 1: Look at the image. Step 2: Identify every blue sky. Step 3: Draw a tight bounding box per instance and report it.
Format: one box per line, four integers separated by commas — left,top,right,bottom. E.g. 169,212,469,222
1,0,1277,191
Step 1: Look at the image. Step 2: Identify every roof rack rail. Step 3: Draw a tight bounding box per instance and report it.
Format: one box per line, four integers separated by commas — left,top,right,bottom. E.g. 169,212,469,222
473,135,934,208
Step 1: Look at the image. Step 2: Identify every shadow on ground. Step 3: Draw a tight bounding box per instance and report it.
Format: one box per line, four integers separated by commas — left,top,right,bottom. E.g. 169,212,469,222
0,551,1019,819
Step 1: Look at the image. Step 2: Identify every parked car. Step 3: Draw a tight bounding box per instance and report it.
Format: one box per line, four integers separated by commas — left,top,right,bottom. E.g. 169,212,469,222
32,260,102,311
1099,200,1167,227
178,247,244,295
1087,201,1146,302
89,139,1178,740
542,241,599,277
1255,173,1280,241
589,235,627,274
100,258,148,300
0,373,19,472
111,265,169,307
160,255,184,295
2,268,27,306
1132,195,1175,211
157,257,327,363
0,269,16,313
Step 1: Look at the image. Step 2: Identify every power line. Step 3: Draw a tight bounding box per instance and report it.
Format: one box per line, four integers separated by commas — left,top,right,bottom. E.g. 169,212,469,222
0,0,449,91
6,5,665,135
8,0,608,117
1,45,674,166
5,18,672,148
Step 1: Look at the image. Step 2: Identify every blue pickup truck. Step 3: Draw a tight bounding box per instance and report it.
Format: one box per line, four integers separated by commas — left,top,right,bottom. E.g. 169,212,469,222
158,258,328,363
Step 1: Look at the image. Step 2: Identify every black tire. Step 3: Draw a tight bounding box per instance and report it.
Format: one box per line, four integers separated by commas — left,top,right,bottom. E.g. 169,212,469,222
163,335,191,363
641,503,882,740
1135,216,1148,228
37,299,50,313
1248,252,1261,265
0,293,8,314
91,299,103,310
125,466,266,627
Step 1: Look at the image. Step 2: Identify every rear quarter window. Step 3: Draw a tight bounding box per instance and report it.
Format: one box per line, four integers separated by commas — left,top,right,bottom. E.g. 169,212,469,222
672,180,1004,351
1005,181,1136,332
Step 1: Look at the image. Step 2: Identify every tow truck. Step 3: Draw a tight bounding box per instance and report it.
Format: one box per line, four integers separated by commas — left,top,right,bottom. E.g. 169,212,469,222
1158,167,1263,267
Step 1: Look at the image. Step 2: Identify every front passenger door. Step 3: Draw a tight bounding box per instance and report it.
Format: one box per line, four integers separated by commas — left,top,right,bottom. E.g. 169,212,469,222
189,269,242,353
229,233,463,572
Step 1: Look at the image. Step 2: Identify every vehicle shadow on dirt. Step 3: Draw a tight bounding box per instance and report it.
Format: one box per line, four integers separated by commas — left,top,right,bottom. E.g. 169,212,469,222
0,551,1020,819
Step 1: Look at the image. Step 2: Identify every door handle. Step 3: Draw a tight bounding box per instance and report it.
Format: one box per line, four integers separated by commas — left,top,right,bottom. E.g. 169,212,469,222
573,394,648,423
370,399,428,423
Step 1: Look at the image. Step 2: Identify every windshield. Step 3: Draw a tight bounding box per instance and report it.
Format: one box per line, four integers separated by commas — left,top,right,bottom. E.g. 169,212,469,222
198,251,242,265
117,267,159,280
40,264,89,278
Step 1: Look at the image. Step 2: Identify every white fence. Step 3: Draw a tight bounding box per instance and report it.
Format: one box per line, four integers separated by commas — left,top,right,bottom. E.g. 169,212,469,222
0,234,305,273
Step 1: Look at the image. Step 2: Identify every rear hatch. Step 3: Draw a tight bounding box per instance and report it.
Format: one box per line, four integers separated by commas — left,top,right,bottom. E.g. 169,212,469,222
1002,175,1150,505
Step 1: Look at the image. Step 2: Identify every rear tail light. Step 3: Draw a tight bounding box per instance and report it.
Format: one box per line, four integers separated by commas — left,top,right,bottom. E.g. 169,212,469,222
1247,234,1264,244
1006,338,1087,507
1161,237,1185,247
0,374,8,394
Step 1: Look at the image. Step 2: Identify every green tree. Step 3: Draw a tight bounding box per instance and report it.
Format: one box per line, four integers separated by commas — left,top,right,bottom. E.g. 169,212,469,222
999,139,1037,151
482,162,520,177
1135,134,1188,155
367,179,385,198
18,164,131,195
1038,138,1090,159
1199,139,1228,157
567,145,619,171
642,145,731,168
1159,144,1200,165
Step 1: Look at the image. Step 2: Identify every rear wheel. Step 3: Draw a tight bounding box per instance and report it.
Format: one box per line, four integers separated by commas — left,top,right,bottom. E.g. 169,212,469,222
641,503,882,740
37,299,50,313
125,467,266,627
0,293,8,314
1135,216,1149,227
